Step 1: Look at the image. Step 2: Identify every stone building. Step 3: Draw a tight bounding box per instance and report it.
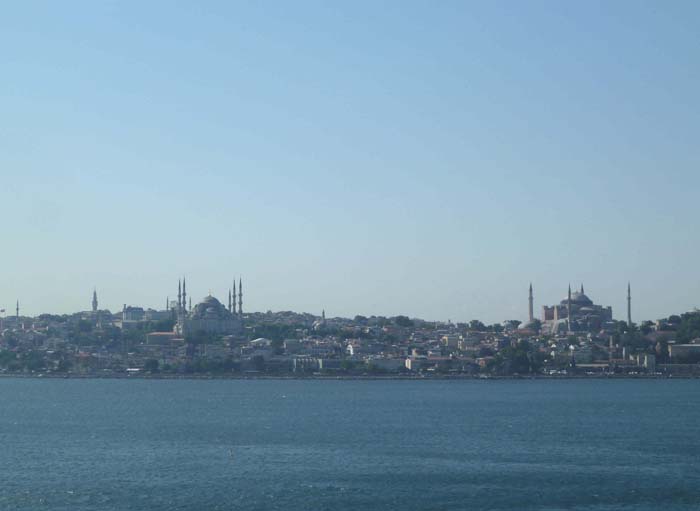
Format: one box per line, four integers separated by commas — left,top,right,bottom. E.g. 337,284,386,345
541,284,614,334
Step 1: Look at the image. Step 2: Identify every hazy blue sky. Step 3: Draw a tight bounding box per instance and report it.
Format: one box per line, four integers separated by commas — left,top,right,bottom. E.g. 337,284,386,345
1,1,699,323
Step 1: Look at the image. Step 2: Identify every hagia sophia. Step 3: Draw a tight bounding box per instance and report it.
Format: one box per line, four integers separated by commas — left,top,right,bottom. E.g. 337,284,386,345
524,283,631,334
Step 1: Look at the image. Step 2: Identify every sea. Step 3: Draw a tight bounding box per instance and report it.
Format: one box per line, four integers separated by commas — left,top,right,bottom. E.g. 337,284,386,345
1,378,699,511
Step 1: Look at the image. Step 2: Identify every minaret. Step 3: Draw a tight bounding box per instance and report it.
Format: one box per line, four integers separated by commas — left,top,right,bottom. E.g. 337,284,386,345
238,277,243,317
528,283,534,322
233,280,237,314
567,284,572,332
188,297,192,311
182,277,187,312
92,288,98,313
177,280,182,311
228,289,232,313
16,300,19,319
580,284,584,294
627,282,632,327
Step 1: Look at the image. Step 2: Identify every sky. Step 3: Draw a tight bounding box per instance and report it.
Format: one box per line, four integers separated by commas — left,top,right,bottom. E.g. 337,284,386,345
1,1,699,323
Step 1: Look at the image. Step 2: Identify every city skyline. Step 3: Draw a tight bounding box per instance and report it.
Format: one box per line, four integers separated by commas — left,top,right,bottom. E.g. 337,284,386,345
2,4,700,511
0,278,681,327
2,2,699,323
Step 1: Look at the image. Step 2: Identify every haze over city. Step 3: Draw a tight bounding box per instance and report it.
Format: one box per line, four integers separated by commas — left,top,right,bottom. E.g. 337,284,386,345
1,1,699,322
4,4,700,511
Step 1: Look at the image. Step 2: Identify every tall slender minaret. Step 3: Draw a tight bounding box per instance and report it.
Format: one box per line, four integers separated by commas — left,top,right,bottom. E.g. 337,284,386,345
528,283,534,322
228,289,232,312
233,280,237,314
92,288,98,312
627,282,632,327
177,280,182,311
188,297,191,311
182,277,187,312
16,300,19,319
238,277,243,317
567,284,572,332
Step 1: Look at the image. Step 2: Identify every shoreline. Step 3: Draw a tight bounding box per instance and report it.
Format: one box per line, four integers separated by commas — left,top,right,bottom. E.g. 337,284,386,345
0,373,696,381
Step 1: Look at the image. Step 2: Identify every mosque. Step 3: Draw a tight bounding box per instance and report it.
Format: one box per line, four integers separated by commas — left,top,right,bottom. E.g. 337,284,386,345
524,283,630,334
173,277,244,337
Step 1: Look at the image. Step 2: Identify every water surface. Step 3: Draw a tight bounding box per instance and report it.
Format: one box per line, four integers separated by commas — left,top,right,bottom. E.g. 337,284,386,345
1,378,699,510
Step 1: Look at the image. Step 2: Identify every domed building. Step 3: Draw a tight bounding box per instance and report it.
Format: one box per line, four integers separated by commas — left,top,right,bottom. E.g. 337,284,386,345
567,290,593,307
173,277,244,337
540,284,613,333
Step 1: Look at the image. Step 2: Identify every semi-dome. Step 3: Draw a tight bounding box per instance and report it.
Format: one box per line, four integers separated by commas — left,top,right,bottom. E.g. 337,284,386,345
519,318,540,330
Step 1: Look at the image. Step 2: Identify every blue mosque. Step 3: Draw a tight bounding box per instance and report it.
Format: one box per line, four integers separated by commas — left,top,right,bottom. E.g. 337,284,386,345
173,278,244,337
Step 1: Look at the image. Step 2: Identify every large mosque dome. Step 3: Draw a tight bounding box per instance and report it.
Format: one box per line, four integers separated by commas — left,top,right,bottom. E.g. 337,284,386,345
190,295,232,320
561,290,593,306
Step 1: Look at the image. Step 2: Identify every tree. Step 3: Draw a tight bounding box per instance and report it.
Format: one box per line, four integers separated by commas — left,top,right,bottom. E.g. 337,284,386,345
677,312,700,343
0,350,17,368
56,358,73,373
394,315,414,328
77,320,93,333
469,320,486,331
478,346,495,358
152,318,175,332
271,338,284,355
340,359,358,373
655,341,670,363
21,351,46,372
487,341,544,375
668,315,682,325
144,359,159,373
251,323,304,341
251,355,266,372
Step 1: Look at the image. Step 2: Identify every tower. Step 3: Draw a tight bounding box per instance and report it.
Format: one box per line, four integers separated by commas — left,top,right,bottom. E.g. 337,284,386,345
233,280,237,315
528,283,534,322
16,300,19,319
228,289,232,313
182,277,187,312
92,288,98,313
627,282,632,327
178,279,182,311
581,284,584,294
238,277,243,317
567,284,572,332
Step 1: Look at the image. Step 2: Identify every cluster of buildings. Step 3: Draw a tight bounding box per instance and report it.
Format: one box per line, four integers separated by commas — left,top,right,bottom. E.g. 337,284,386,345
1,279,699,377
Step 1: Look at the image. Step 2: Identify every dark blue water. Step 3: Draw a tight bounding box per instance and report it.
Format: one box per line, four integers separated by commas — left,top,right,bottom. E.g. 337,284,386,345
1,378,699,510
